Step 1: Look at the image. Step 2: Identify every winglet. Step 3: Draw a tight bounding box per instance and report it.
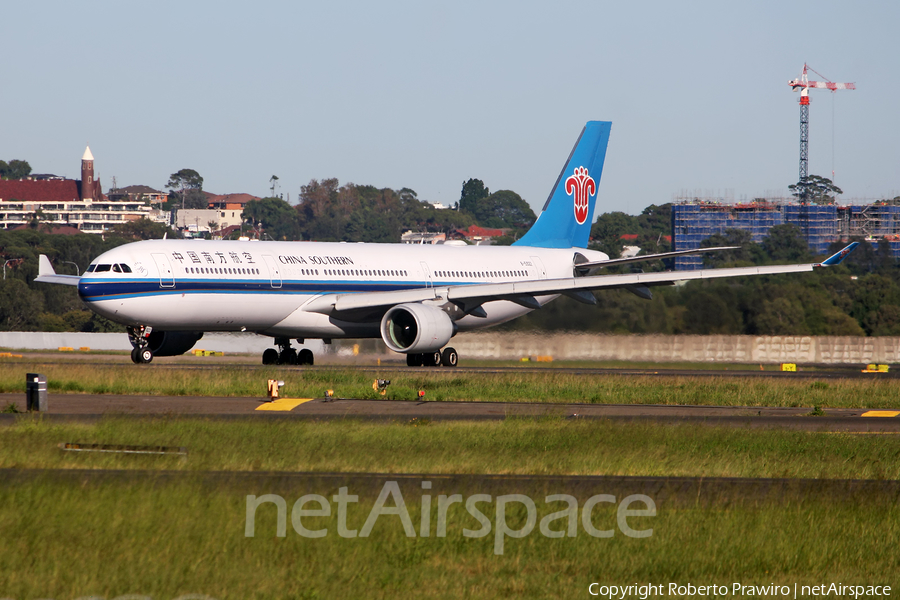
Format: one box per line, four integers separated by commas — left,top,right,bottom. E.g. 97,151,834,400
818,242,860,266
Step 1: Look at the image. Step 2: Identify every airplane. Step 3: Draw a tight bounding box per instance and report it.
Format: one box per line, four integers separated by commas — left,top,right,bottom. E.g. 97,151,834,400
36,121,858,366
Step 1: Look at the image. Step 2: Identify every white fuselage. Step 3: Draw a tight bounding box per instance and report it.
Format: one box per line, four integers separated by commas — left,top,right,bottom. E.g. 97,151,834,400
78,239,608,340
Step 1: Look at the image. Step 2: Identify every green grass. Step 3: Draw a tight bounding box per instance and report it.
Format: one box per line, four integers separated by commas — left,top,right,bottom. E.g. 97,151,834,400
3,417,900,479
1,476,897,599
2,361,900,408
3,419,899,597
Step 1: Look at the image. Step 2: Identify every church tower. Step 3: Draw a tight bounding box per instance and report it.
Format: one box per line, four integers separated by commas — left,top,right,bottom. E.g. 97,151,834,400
81,146,94,201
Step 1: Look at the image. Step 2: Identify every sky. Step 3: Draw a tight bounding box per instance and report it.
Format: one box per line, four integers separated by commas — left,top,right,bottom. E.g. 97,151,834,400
2,0,898,217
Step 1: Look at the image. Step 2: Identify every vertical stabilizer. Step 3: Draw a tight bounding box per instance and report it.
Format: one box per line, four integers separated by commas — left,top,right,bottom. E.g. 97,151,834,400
514,121,611,249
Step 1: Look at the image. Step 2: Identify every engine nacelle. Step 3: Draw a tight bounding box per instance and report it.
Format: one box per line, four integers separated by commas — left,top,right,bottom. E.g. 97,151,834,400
380,303,455,353
145,331,204,357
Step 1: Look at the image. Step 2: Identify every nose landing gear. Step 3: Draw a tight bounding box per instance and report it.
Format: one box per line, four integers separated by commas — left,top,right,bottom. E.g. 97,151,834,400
127,325,153,364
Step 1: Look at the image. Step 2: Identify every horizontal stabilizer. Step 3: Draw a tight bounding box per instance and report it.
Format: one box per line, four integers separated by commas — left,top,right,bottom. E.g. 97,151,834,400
577,246,740,271
35,255,81,287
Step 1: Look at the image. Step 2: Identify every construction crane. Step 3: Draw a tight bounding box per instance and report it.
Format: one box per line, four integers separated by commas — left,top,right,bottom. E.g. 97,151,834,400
788,63,855,201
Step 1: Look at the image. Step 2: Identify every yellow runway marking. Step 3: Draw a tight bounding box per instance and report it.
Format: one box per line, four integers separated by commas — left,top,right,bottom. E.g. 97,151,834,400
861,410,900,418
256,398,315,412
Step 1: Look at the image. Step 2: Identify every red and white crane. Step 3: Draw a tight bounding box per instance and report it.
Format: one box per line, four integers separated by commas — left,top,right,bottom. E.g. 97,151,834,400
788,63,855,199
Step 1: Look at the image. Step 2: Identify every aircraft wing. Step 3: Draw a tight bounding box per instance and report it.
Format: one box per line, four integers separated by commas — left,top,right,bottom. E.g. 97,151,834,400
304,243,859,317
35,255,81,286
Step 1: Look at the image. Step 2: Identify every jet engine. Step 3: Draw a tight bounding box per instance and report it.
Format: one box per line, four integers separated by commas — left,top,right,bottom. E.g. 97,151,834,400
145,331,204,357
380,303,455,353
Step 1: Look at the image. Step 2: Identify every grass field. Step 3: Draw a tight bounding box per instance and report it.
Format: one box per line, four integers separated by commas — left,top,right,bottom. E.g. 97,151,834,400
2,357,898,598
2,360,900,408
1,417,899,480
1,478,897,600
1,418,899,598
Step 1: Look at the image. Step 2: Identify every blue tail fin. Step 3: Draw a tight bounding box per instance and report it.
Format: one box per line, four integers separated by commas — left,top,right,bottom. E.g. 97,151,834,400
514,121,611,249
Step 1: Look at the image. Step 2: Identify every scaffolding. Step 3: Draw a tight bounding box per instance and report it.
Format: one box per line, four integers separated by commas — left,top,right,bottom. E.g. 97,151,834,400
671,198,900,270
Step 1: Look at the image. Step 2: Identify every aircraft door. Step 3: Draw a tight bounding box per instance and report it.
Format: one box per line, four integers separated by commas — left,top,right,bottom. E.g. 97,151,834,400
420,261,433,289
262,255,283,289
530,256,547,279
151,253,175,288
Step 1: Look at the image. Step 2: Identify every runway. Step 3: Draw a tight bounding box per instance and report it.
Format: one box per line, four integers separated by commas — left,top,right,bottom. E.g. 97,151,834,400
2,392,899,432
2,355,897,379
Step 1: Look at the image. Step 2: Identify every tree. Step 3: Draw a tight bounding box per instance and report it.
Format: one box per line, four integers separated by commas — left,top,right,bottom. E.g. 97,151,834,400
788,174,842,205
459,178,489,213
109,218,173,241
243,197,302,240
701,229,765,267
753,296,808,335
0,278,44,330
0,159,32,180
589,211,637,258
468,190,536,229
166,169,205,210
761,224,813,263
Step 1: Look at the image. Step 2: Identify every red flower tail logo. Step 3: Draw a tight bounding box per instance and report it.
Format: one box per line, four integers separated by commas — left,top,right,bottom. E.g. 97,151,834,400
565,166,595,225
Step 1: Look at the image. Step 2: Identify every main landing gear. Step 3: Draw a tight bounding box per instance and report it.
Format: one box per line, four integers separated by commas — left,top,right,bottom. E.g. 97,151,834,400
262,338,314,366
407,347,458,368
127,325,153,364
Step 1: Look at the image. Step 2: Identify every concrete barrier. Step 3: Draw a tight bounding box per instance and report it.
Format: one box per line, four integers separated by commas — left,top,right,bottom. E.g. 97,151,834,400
448,332,900,365
0,331,897,365
0,332,323,354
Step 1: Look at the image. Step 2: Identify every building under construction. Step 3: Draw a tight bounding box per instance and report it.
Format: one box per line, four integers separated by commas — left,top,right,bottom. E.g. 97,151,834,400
672,198,900,269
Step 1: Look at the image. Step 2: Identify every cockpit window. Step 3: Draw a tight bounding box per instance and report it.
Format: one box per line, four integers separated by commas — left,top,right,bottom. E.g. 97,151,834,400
113,264,122,273
95,264,112,272
119,264,132,273
86,265,96,273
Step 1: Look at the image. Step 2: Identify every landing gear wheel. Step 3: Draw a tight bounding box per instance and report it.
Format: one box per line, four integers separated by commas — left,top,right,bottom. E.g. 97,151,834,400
423,351,441,367
262,348,278,365
140,348,153,363
441,347,459,367
131,347,141,364
279,348,298,365
407,353,423,367
298,349,314,366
